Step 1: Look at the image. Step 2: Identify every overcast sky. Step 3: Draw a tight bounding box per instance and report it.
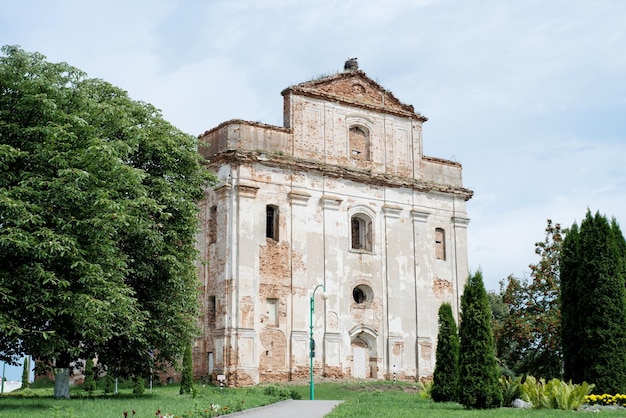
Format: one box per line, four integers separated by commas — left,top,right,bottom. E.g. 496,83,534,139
2,0,625,381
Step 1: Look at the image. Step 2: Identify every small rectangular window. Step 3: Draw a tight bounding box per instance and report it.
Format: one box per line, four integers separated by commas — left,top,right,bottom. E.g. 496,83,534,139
266,205,279,240
435,228,446,260
209,206,217,244
207,295,216,328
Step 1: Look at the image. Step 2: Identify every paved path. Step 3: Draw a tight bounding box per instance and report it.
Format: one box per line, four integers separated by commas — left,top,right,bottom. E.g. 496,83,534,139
228,400,342,418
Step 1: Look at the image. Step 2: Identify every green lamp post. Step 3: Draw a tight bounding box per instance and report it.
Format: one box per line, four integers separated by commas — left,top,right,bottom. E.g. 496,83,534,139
309,284,328,400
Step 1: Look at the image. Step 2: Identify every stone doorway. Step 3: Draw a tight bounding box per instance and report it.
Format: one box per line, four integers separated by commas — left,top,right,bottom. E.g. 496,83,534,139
351,337,369,378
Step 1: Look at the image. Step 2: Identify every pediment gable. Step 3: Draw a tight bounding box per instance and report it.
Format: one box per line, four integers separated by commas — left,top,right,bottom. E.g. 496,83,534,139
282,69,426,121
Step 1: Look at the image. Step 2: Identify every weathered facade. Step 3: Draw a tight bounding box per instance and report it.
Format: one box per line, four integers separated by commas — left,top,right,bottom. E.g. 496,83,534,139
194,60,473,386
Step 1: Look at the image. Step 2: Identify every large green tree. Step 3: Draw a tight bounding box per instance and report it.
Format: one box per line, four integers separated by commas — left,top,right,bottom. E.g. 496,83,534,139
561,210,626,394
0,46,215,397
496,220,562,379
431,302,459,403
458,271,502,409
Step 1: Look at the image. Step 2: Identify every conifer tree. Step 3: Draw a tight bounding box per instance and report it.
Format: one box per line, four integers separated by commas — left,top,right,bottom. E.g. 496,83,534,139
458,271,502,409
431,302,459,402
83,358,96,392
132,376,145,394
104,373,115,394
180,343,193,394
561,210,626,394
20,356,29,389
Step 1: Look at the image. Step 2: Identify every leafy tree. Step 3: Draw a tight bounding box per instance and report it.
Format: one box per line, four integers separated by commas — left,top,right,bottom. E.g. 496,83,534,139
496,220,562,379
431,302,459,403
180,342,193,395
0,46,215,397
83,358,96,392
458,270,502,409
561,210,626,394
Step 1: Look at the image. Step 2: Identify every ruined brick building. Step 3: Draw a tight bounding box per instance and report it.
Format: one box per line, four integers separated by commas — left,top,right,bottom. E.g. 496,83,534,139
194,59,473,385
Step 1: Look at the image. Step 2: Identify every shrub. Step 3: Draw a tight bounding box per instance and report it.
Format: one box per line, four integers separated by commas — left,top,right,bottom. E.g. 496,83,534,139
83,358,96,392
458,271,503,409
499,375,522,407
520,376,594,410
416,379,433,400
262,385,300,400
431,303,459,403
180,343,194,395
132,376,145,395
104,374,115,394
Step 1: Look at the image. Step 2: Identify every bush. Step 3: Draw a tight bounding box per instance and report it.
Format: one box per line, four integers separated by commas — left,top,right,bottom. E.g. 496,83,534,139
431,303,459,403
458,271,503,409
83,358,97,392
262,385,301,400
30,377,54,389
416,380,433,400
132,377,145,395
520,376,594,410
499,376,522,407
104,374,115,394
180,343,194,395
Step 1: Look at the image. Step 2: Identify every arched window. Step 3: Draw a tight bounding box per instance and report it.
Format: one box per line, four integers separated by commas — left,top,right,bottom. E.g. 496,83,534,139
351,213,372,251
349,125,370,161
435,227,446,260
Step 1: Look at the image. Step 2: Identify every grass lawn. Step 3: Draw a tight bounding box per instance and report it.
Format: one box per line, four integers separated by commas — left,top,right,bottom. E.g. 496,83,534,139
2,379,625,417
0,383,278,418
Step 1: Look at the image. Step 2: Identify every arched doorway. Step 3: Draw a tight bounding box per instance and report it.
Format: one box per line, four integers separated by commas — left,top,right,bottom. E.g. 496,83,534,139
351,337,369,378
349,325,378,379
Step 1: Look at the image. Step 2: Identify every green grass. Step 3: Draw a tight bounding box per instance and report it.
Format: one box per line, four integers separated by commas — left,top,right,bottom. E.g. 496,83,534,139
290,381,626,417
2,380,626,417
0,383,284,418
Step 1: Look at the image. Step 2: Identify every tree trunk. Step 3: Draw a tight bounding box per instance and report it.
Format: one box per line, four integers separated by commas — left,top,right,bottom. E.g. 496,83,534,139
54,368,70,399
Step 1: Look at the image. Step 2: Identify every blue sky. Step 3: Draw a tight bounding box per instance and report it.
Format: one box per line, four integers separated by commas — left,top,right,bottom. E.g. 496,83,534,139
2,0,626,381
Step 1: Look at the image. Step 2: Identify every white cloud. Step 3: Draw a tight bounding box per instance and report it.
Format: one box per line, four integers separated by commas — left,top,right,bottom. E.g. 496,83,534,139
2,0,626,294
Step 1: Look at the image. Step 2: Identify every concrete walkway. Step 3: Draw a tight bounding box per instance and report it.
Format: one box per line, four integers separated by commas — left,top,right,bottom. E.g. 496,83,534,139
228,400,343,418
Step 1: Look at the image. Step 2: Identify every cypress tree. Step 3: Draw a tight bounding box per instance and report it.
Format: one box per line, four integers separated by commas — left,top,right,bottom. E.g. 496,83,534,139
180,343,194,394
20,356,29,389
104,373,115,394
458,271,502,409
83,358,96,392
132,376,145,394
561,211,626,394
431,302,459,402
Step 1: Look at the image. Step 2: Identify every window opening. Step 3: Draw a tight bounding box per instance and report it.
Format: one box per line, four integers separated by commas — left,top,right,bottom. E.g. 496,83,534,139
352,284,373,304
349,126,370,161
266,205,279,240
207,295,216,328
351,214,372,251
435,228,446,260
209,206,217,244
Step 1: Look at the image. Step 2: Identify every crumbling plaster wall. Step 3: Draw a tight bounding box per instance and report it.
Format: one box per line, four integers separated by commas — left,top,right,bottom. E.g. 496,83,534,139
197,84,470,385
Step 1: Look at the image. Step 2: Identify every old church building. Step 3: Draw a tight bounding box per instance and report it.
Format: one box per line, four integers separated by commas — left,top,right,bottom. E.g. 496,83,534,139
194,59,473,386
